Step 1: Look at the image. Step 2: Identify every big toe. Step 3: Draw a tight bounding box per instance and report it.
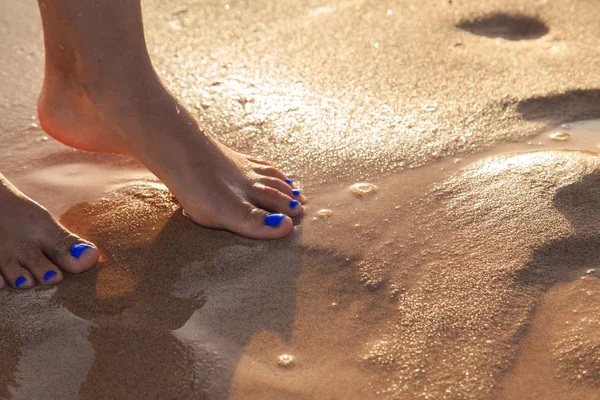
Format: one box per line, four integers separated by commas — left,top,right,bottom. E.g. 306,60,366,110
238,208,295,239
187,198,295,239
43,231,99,274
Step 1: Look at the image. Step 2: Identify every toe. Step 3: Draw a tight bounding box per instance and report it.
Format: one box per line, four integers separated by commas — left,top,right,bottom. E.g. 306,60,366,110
253,165,288,182
249,183,304,217
258,176,295,198
19,250,63,286
244,155,273,166
290,188,306,203
221,200,294,239
182,181,294,239
240,208,294,239
43,230,99,274
0,257,35,290
258,176,307,204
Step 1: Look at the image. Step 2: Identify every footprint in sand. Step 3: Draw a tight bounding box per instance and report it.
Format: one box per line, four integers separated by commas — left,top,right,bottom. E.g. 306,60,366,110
457,13,549,41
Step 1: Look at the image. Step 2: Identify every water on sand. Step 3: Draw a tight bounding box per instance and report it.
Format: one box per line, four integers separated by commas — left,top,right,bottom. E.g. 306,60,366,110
3,0,600,398
2,123,600,399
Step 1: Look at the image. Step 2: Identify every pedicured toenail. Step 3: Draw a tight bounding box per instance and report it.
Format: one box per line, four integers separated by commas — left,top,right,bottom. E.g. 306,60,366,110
285,179,293,185
70,244,93,259
292,189,301,196
44,271,57,282
265,214,286,227
290,200,300,209
15,276,27,288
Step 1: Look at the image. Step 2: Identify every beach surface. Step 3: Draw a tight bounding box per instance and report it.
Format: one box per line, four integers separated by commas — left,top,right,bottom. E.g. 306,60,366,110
1,0,600,399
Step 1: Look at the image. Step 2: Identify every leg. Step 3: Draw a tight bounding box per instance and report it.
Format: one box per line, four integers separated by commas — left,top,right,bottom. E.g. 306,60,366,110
0,174,99,289
37,0,306,239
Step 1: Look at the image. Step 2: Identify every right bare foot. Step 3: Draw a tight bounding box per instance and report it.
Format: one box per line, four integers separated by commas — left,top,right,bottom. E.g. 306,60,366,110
38,60,306,240
0,175,99,289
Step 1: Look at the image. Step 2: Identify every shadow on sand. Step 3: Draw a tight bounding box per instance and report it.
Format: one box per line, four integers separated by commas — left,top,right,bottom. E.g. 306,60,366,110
51,184,304,399
516,89,600,125
517,167,600,287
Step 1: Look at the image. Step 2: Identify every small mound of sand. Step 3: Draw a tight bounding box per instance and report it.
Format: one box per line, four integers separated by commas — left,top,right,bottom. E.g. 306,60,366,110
361,151,600,399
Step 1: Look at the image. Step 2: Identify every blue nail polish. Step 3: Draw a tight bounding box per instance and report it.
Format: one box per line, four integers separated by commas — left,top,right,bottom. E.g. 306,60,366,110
292,189,301,196
285,179,293,185
265,214,286,227
70,243,93,258
44,271,56,282
15,276,26,288
290,199,299,209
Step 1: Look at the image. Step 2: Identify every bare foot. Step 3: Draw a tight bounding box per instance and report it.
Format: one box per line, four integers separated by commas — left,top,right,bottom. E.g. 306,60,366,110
0,175,99,289
38,65,306,239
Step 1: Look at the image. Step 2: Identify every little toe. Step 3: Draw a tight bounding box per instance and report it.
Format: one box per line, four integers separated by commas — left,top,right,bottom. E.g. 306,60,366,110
19,251,63,286
0,259,35,290
43,234,99,274
250,183,304,217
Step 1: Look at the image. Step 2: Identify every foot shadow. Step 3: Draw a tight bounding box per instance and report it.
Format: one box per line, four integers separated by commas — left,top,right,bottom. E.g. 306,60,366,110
516,89,600,125
52,184,306,399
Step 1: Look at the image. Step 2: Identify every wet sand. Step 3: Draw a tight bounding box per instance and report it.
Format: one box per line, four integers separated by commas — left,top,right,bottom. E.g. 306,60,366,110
2,0,600,399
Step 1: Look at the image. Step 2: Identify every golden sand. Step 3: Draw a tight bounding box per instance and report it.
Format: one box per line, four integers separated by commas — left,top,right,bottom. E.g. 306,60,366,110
2,0,600,399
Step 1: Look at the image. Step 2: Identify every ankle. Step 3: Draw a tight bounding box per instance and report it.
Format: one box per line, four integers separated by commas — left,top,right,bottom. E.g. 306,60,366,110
44,48,156,94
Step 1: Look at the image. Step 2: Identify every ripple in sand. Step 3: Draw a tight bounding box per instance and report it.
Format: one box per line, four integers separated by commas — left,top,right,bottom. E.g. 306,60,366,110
278,354,295,368
550,131,571,141
350,183,377,197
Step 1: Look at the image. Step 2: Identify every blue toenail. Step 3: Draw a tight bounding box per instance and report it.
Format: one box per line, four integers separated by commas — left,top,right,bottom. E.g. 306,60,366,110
292,189,301,196
285,178,293,185
70,244,93,259
44,271,56,282
265,214,286,227
15,276,26,288
290,200,299,209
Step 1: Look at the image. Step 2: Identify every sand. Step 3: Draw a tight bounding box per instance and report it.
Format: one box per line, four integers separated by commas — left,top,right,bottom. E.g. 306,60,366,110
2,0,600,399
